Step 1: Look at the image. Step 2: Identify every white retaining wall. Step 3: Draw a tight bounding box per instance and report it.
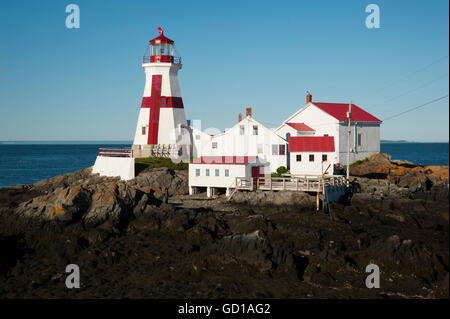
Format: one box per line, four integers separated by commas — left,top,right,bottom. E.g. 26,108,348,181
92,156,135,181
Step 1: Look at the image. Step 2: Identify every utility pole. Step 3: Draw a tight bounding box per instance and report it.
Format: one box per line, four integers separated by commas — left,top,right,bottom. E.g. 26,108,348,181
346,101,352,187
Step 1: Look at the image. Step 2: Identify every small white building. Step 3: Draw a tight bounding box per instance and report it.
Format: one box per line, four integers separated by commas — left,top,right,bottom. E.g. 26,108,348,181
189,156,267,196
288,136,336,176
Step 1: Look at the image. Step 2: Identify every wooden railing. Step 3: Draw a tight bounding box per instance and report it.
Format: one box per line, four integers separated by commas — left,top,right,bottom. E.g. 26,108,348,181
235,175,346,192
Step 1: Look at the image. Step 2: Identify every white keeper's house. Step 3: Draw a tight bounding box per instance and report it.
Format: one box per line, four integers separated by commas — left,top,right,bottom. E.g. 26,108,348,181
189,92,382,197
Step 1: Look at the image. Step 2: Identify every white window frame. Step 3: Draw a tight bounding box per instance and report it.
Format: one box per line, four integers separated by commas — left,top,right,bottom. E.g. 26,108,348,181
240,125,245,135
257,144,263,154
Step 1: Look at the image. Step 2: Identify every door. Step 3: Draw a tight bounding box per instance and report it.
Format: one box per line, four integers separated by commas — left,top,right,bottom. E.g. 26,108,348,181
251,166,265,188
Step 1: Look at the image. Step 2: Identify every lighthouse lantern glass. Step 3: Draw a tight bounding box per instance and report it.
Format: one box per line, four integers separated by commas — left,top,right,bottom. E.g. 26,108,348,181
151,44,173,57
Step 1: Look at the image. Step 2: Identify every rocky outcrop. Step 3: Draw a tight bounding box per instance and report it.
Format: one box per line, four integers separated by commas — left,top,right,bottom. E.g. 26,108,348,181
350,154,448,198
0,158,448,299
0,167,188,235
231,190,316,208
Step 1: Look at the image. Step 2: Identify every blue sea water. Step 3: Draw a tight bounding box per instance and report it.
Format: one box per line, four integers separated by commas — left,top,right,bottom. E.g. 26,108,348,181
0,142,448,188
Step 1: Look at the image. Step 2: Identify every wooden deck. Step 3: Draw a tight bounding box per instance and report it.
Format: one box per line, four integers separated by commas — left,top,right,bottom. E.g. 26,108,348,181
235,175,346,193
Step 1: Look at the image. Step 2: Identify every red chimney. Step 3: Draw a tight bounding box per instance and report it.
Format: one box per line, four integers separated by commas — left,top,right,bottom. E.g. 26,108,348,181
246,107,252,117
238,113,242,122
306,91,312,103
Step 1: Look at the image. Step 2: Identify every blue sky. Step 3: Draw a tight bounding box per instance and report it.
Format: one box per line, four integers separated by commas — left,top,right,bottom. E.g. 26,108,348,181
0,0,448,142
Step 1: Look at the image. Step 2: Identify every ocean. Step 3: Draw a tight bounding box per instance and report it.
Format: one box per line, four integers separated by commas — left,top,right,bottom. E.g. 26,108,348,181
0,142,448,188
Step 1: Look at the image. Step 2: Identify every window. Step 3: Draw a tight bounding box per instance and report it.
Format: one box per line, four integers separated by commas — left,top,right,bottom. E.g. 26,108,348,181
206,169,210,176
240,125,245,135
215,169,219,176
195,168,200,177
322,154,328,162
253,125,258,135
279,144,286,155
309,154,314,162
272,144,278,155
358,134,362,146
257,144,263,154
195,134,200,140
296,154,302,162
161,98,166,107
324,134,328,136
225,169,229,177
142,126,146,135
212,142,218,149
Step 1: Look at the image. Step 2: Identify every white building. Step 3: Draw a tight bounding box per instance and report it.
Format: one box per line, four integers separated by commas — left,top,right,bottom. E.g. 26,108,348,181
189,156,267,196
194,108,287,174
188,92,381,196
276,92,382,174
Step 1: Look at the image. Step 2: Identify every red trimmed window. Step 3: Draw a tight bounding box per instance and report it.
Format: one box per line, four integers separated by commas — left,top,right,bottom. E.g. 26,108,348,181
296,154,301,162
161,98,166,107
309,154,314,162
322,154,327,162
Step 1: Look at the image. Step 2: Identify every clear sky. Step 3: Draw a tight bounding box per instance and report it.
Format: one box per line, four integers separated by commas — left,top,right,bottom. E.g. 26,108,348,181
0,0,448,142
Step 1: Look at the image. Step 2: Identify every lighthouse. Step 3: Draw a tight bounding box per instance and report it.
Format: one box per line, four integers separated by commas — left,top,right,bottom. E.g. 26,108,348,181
132,27,189,158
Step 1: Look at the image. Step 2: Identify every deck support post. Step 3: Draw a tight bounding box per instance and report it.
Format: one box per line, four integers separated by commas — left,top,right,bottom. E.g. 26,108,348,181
316,192,320,212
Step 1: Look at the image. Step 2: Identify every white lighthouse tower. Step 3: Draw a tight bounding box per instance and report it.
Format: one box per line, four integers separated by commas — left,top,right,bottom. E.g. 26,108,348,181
132,27,188,158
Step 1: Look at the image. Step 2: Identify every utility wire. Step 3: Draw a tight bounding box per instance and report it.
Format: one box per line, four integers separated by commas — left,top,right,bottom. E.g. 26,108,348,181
383,94,449,121
357,55,449,100
376,73,449,105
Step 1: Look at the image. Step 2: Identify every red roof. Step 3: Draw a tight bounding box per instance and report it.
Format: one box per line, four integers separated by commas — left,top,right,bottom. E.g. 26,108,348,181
286,122,315,131
289,136,335,152
312,102,382,122
150,28,174,45
192,156,257,165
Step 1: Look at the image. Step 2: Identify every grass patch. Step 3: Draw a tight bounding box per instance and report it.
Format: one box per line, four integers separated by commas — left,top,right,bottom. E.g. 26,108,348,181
135,157,188,175
351,158,369,167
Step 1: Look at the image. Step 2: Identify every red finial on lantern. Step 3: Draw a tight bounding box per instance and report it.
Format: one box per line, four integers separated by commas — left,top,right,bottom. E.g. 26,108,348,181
158,27,163,35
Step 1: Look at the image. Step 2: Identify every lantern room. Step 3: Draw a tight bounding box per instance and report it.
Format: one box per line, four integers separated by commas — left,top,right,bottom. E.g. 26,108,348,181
143,27,181,64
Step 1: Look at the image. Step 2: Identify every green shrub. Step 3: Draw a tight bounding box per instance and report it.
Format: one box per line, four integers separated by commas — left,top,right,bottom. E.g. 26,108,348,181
271,166,289,177
135,157,188,175
351,158,369,167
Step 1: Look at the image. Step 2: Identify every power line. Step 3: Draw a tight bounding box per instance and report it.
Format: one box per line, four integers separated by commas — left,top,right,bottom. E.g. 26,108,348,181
357,55,449,100
383,94,449,121
376,73,449,105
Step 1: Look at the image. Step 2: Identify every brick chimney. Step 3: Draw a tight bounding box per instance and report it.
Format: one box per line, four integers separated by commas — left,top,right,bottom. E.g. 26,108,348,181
238,113,242,122
246,107,252,117
306,91,312,104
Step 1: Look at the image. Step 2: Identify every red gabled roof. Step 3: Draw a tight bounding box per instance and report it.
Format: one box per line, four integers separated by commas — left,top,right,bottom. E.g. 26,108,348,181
286,122,315,131
312,103,382,122
289,136,335,152
191,156,257,165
